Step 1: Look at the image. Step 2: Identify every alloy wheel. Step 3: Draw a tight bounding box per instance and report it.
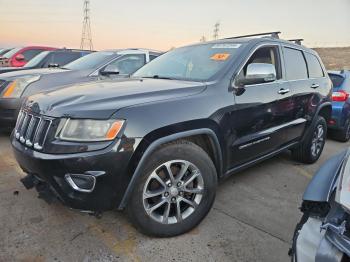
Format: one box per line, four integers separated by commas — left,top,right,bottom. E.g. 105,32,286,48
142,160,204,224
311,124,325,157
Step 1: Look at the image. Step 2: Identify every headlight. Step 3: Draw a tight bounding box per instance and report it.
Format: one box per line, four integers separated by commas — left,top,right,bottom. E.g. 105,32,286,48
2,75,41,98
56,119,125,142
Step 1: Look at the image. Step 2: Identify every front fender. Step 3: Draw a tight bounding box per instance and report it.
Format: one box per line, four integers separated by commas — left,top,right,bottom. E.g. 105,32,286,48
118,127,222,209
303,149,348,203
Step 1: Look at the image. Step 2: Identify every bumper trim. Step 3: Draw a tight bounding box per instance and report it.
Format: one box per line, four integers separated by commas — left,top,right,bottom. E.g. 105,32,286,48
64,173,96,193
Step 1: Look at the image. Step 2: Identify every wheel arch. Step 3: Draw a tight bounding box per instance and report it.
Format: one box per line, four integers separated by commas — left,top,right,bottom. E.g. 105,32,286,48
118,127,223,209
318,103,332,123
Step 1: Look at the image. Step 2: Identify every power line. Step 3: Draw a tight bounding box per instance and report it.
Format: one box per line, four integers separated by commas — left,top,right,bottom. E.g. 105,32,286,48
80,0,93,50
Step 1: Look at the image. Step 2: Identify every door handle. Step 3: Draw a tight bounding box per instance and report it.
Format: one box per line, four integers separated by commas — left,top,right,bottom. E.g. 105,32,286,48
311,84,319,89
278,88,290,95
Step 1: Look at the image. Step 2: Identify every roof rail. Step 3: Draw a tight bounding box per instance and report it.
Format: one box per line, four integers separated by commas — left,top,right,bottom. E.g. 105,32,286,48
288,39,304,45
223,31,281,40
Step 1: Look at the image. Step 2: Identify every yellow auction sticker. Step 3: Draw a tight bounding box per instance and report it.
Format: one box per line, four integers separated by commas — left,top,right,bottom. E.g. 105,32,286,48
210,53,230,61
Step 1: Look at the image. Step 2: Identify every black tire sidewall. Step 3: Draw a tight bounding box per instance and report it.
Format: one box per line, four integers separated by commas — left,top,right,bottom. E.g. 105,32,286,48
306,116,327,162
127,141,217,237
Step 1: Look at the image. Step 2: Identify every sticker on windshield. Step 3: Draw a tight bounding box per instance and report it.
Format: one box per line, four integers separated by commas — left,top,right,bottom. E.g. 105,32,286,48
211,53,230,61
212,44,241,49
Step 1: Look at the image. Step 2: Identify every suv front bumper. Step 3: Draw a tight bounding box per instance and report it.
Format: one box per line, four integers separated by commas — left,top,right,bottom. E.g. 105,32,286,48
0,98,21,126
12,137,139,211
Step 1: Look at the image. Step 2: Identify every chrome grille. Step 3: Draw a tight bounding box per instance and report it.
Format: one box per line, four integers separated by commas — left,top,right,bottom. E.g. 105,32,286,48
15,110,52,150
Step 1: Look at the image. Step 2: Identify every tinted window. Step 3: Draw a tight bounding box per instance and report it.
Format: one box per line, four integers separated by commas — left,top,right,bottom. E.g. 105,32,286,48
24,51,50,67
305,53,324,78
134,43,242,81
329,73,345,88
283,47,308,80
104,54,146,75
64,51,117,70
237,46,282,81
50,52,81,67
3,47,22,58
149,55,158,61
22,49,43,61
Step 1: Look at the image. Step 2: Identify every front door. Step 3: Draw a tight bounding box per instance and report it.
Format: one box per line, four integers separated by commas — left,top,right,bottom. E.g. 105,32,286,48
226,44,295,169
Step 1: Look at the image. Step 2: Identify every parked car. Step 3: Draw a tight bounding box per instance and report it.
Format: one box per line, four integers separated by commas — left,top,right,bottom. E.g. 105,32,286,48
0,46,57,67
328,70,350,141
12,32,332,237
0,49,162,125
290,149,350,261
0,48,12,57
0,49,93,74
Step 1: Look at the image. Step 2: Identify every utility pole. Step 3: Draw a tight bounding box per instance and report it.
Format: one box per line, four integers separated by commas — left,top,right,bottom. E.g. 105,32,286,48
213,21,220,40
80,0,93,50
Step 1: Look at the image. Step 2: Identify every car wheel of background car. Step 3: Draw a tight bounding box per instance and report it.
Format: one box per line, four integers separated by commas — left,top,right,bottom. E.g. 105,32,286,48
126,140,217,237
332,118,350,142
292,116,327,164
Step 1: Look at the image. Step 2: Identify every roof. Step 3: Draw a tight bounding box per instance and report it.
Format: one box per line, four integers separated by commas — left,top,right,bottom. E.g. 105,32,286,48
187,32,316,55
103,48,163,54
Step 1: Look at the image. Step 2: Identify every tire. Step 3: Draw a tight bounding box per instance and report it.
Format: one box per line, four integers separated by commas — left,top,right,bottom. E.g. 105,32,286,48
126,140,217,237
332,118,350,142
292,116,327,164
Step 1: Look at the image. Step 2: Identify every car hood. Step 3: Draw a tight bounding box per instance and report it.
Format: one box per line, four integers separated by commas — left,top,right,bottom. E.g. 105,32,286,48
25,78,207,119
0,68,69,80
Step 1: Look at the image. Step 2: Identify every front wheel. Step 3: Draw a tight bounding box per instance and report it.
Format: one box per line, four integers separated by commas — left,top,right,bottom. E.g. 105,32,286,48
126,141,217,237
292,116,327,164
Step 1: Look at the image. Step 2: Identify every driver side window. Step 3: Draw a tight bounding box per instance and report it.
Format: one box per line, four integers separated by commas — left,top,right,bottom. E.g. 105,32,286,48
237,46,282,82
104,54,146,75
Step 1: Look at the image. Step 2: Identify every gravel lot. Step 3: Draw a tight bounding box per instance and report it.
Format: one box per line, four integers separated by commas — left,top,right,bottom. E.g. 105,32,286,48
0,129,348,262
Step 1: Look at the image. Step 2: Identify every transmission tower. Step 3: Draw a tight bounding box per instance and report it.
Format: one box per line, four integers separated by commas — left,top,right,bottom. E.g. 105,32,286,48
80,0,93,50
213,22,220,40
200,36,207,42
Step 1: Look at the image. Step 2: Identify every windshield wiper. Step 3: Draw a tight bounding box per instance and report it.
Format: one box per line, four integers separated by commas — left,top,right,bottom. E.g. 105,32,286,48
142,75,173,80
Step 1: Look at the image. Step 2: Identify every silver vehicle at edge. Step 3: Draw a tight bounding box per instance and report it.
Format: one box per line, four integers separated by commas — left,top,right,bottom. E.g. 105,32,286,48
291,149,350,261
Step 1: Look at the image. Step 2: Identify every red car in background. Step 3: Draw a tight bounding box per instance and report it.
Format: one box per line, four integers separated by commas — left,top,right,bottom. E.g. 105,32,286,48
0,46,57,67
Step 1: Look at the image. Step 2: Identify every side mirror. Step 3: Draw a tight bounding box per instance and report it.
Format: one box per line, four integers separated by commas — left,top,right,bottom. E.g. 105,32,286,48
15,54,25,61
100,64,120,76
237,63,277,86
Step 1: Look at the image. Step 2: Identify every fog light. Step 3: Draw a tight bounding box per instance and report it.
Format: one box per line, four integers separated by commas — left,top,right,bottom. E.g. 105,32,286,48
65,174,96,193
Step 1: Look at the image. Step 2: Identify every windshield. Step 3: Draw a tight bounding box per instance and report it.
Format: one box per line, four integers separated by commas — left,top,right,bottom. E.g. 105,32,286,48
133,43,242,81
3,47,22,58
64,51,117,71
24,51,50,67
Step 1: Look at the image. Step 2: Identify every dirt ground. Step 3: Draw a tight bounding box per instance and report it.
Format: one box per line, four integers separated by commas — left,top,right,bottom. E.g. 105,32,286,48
313,46,350,70
0,129,349,262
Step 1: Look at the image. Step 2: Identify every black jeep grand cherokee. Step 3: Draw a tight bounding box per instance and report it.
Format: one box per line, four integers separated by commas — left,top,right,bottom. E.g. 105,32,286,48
12,33,332,237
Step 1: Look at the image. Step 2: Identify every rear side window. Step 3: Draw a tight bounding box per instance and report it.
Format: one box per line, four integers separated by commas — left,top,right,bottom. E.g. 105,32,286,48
283,47,308,80
329,73,345,88
22,49,43,61
305,53,324,78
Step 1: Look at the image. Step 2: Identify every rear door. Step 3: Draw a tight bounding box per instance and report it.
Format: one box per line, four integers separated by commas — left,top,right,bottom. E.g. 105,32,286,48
282,47,327,141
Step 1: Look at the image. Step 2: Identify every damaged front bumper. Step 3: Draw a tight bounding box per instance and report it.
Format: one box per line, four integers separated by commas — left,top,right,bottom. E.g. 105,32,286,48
293,217,345,262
